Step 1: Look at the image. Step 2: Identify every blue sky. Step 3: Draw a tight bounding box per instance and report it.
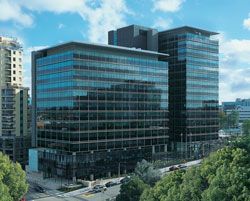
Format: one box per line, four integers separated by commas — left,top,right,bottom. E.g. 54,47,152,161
0,0,250,102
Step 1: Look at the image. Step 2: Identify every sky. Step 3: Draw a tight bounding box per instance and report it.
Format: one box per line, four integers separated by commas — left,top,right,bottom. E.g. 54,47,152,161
0,0,250,103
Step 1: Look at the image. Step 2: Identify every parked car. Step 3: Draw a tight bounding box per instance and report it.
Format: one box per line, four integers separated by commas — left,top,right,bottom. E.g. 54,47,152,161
169,165,179,171
93,184,107,193
120,176,131,184
34,185,45,193
105,181,117,187
177,164,187,169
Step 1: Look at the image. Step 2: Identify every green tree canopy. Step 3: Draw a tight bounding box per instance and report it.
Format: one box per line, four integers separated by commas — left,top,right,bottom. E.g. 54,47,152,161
134,159,161,186
140,170,185,201
227,111,239,128
219,110,239,129
242,120,250,135
140,142,250,201
219,111,228,129
116,176,149,201
0,152,28,201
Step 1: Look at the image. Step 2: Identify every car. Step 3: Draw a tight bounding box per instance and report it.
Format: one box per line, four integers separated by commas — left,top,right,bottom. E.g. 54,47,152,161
93,184,107,193
169,165,179,171
34,185,46,193
105,181,117,187
120,176,131,184
177,164,187,169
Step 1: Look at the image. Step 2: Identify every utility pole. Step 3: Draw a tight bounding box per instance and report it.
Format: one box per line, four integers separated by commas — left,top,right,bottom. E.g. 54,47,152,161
202,143,205,157
185,132,188,159
118,162,120,178
181,133,183,159
189,133,192,158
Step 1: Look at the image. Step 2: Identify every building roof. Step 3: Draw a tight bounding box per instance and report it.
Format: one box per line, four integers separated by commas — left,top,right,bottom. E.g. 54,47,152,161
35,41,169,57
160,26,219,36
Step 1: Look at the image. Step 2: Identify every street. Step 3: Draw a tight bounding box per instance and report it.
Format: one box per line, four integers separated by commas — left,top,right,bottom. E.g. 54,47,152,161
26,159,201,201
28,185,121,201
26,182,64,201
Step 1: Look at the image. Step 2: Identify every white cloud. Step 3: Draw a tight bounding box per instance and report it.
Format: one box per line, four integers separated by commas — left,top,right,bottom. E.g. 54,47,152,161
0,0,33,27
218,33,250,102
153,17,172,30
19,0,84,13
58,23,65,29
0,0,130,43
152,0,185,12
221,39,250,64
0,0,132,43
243,13,250,30
78,0,129,43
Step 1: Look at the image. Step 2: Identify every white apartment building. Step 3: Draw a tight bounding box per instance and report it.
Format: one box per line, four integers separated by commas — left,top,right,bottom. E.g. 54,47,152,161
0,36,30,167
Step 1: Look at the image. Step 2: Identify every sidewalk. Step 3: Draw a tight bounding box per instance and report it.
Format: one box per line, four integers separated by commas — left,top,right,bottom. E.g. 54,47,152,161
26,171,69,190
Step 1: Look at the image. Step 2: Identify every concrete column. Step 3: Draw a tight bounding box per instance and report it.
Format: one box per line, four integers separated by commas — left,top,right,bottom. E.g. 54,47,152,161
152,145,155,154
164,144,168,152
90,174,94,181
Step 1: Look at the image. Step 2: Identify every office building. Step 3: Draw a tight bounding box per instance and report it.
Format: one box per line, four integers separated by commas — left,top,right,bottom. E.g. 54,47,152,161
0,36,30,167
158,27,219,151
31,42,169,179
109,25,219,152
109,25,158,51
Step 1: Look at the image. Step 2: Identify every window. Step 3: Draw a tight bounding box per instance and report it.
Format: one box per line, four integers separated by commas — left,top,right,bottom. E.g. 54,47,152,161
13,64,16,68
13,51,16,54
13,71,16,74
13,77,16,81
13,57,16,62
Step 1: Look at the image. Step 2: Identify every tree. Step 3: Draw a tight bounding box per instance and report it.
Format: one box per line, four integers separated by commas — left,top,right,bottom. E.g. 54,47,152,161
200,147,250,200
116,176,149,201
134,159,161,186
219,111,227,129
140,141,250,201
227,111,239,128
0,152,28,201
140,170,185,201
242,120,250,135
219,111,239,129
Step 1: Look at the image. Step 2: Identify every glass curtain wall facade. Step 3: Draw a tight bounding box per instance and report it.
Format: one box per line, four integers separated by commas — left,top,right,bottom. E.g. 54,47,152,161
158,27,219,152
32,42,168,179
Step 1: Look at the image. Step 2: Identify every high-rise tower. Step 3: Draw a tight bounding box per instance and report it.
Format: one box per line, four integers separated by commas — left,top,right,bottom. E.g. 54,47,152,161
0,36,30,167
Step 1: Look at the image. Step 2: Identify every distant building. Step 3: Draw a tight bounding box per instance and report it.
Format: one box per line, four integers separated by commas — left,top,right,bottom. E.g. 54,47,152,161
0,36,30,167
222,99,250,123
31,42,169,180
